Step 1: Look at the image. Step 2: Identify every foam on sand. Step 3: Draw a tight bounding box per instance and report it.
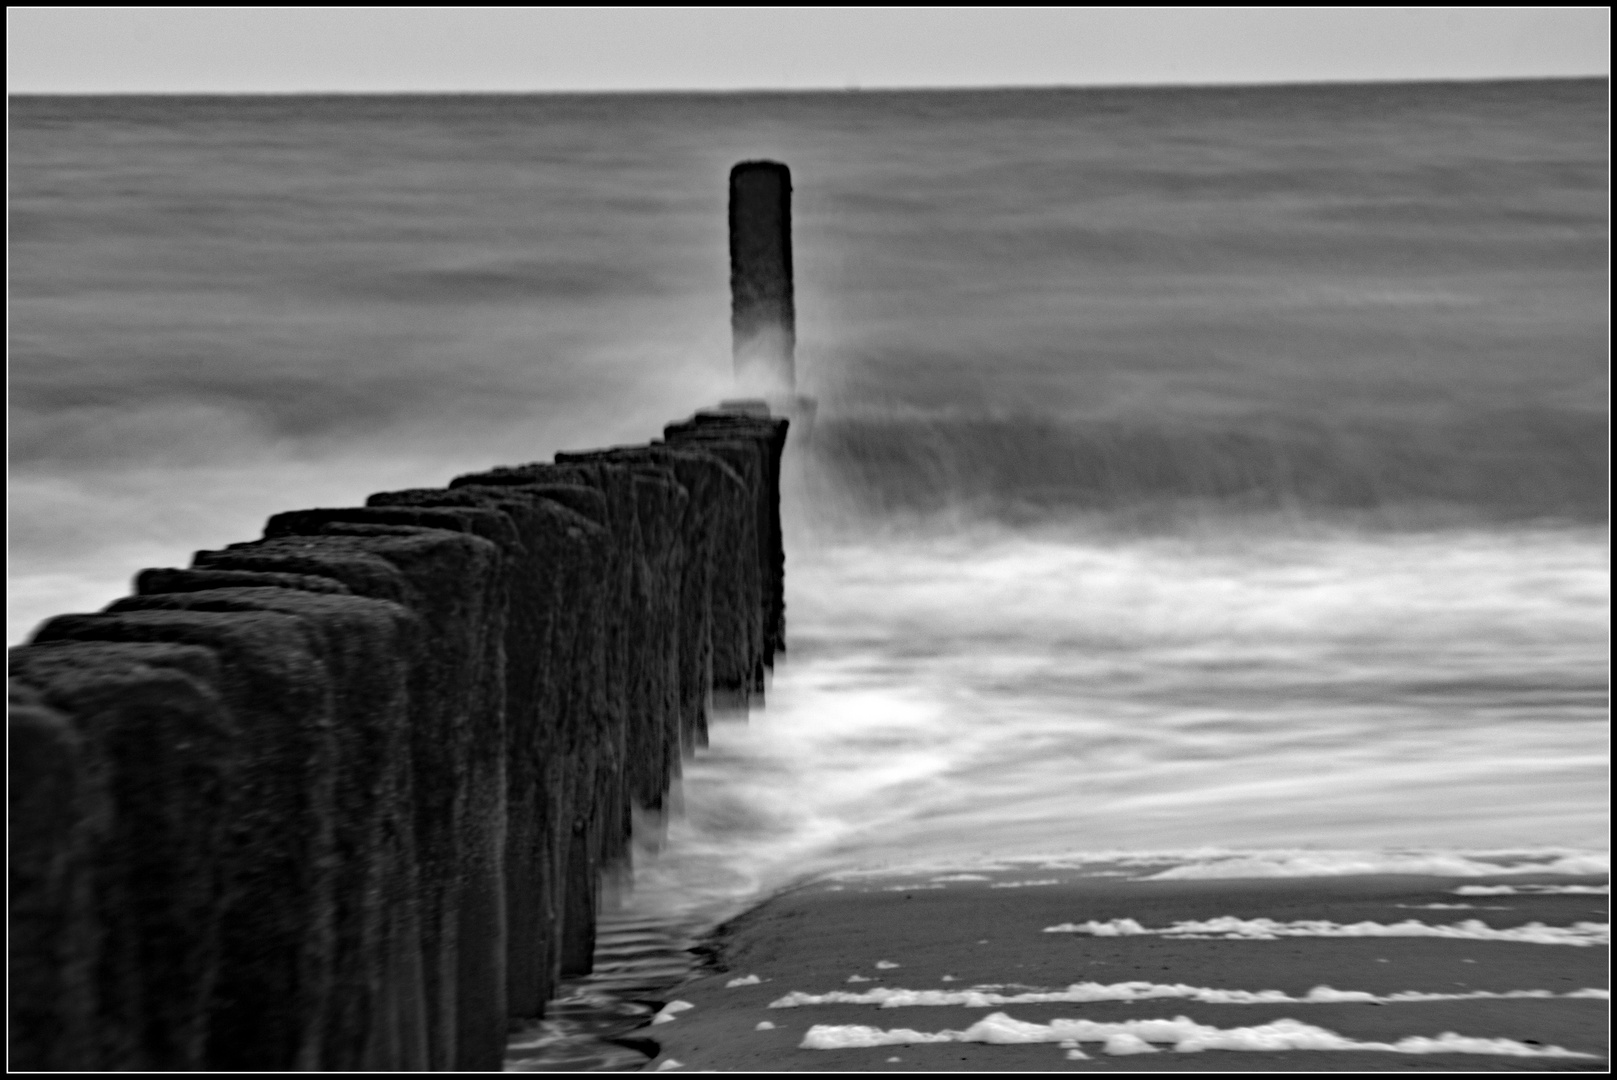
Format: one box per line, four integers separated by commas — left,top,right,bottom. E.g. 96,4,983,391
823,849,1608,885
798,1012,1597,1057
1455,883,1609,896
1135,850,1609,880
650,1001,695,1025
769,982,1609,1009
1043,917,1609,946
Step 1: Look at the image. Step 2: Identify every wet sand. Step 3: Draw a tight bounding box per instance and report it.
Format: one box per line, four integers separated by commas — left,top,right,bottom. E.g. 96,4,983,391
644,870,1608,1071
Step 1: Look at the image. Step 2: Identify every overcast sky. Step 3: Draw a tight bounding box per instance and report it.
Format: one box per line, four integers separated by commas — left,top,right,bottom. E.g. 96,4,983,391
6,8,1610,94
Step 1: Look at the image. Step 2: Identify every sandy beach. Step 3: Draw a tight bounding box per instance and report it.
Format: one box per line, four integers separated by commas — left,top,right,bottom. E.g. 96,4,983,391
643,868,1608,1071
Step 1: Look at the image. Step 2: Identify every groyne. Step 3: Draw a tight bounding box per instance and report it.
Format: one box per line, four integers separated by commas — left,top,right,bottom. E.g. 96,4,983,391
9,404,789,1071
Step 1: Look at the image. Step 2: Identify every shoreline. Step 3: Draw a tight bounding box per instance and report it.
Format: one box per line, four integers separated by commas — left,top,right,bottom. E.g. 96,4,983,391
644,868,1608,1071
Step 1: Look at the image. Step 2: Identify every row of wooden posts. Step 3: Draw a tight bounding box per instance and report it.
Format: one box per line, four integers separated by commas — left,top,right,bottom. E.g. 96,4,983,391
11,407,790,1070
9,161,803,1070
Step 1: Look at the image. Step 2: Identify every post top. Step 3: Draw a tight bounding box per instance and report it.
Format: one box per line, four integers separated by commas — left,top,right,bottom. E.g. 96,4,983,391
730,160,791,185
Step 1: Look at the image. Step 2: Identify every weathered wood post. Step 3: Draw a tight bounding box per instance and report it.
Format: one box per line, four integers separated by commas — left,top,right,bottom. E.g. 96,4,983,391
729,160,795,396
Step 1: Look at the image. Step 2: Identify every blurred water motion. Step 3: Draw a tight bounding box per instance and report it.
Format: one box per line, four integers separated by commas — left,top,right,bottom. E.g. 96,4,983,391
9,84,1608,1009
613,523,1606,921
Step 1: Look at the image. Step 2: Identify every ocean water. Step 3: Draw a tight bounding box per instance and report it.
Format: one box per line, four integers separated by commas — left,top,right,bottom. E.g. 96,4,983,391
9,83,1608,1036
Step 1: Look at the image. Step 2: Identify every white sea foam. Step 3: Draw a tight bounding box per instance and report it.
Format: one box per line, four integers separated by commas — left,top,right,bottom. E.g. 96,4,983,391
798,1012,1595,1056
651,1001,694,1025
726,974,762,988
1044,917,1608,945
1102,1033,1159,1055
1138,850,1610,881
769,982,1608,1009
814,849,1609,887
989,879,1062,889
1455,883,1609,896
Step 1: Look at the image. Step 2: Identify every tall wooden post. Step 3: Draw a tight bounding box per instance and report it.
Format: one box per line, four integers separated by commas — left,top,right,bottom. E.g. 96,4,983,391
729,161,795,395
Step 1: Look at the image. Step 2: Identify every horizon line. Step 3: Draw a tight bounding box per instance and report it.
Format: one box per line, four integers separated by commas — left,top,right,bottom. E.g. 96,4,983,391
8,73,1609,98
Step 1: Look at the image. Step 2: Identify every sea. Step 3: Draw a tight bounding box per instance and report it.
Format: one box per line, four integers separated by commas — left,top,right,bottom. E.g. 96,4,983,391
9,81,1608,1066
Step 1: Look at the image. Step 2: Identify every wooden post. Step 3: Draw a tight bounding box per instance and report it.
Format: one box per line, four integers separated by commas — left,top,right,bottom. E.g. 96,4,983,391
729,161,795,395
